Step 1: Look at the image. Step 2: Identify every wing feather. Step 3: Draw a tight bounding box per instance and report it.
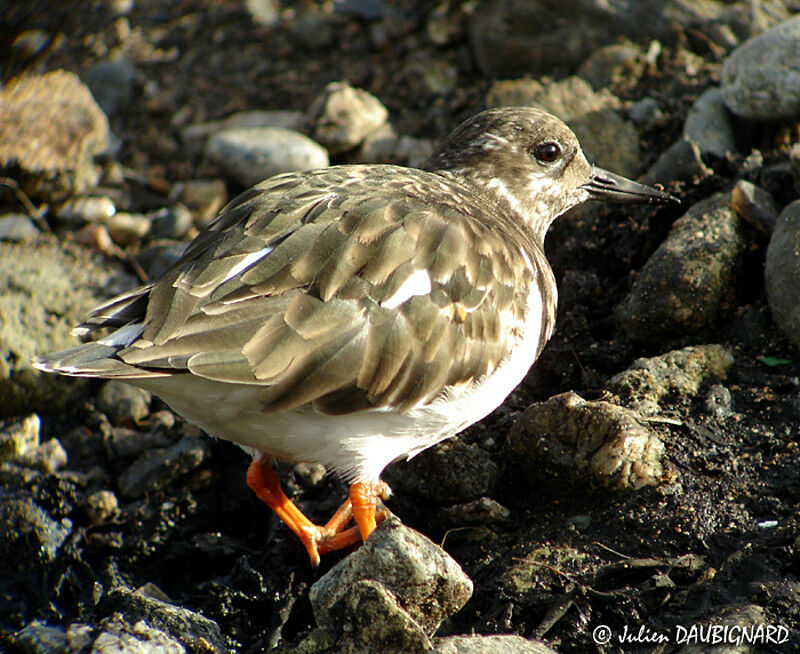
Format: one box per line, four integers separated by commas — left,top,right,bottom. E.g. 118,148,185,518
67,165,549,415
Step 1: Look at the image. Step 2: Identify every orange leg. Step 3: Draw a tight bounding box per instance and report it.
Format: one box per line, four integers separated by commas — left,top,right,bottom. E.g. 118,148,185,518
246,457,324,566
246,457,390,566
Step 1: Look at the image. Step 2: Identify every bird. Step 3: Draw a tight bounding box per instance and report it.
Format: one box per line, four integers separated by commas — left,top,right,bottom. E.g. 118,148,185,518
35,107,677,566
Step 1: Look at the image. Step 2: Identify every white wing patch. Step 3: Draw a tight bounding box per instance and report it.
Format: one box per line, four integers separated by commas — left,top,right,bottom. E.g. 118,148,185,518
381,269,432,309
220,246,274,284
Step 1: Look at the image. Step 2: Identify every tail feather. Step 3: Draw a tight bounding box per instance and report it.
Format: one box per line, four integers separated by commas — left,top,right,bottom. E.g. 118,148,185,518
76,284,152,332
34,325,169,380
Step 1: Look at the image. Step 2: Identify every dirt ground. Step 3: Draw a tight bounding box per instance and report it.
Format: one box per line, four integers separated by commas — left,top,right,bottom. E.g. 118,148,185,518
2,1,800,652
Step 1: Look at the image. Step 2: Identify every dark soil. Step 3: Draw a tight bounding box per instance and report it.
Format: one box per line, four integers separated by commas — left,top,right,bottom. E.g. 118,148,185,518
2,1,800,652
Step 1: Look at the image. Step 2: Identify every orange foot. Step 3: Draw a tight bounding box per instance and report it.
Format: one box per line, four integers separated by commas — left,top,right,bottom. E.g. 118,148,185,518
246,456,390,567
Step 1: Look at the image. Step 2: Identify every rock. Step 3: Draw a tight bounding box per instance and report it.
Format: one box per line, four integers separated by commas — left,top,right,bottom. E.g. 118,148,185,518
0,214,39,242
607,344,735,414
577,42,644,90
97,586,228,653
91,613,186,654
487,76,640,177
1,241,130,418
288,9,337,51
310,518,473,637
683,87,738,158
205,127,329,187
508,391,674,491
170,179,228,228
326,579,432,653
731,179,779,235
334,0,387,20
149,204,194,239
766,200,800,349
394,135,435,169
434,634,558,653
617,193,747,338
627,97,665,130
357,121,399,163
705,384,734,420
720,15,800,120
467,0,790,78
103,211,152,246
0,496,71,577
311,82,389,155
639,138,712,186
12,30,50,59
14,621,68,654
439,497,511,526
81,489,120,526
102,423,175,461
97,380,152,424
402,58,459,95
118,435,209,498
0,413,41,462
244,0,280,27
137,241,187,280
18,437,68,474
0,70,109,200
383,438,498,504
0,414,67,473
83,58,137,117
54,196,117,223
181,110,307,154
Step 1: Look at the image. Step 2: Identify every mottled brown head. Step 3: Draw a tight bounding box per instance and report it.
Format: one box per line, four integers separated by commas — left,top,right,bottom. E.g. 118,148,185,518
425,107,676,243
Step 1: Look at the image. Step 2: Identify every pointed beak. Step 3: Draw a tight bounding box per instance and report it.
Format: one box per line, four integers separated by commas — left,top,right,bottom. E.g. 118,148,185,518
582,166,679,204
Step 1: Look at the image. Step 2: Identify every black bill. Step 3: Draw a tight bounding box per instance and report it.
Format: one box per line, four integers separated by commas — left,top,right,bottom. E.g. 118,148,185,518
583,166,679,204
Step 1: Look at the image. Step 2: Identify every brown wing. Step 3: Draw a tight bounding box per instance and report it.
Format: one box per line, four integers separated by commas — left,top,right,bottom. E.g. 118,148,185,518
82,165,550,414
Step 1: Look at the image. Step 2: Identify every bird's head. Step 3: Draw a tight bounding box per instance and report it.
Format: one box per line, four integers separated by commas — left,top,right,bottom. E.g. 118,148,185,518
425,106,677,243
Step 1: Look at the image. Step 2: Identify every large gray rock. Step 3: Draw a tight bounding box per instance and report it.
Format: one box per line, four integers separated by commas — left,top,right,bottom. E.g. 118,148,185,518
683,87,738,158
721,15,800,120
434,635,558,653
468,0,791,78
205,127,329,187
97,586,229,653
310,519,472,639
617,193,747,339
508,392,674,491
384,438,498,504
766,200,800,348
118,435,209,498
0,241,129,418
0,70,109,201
607,344,735,415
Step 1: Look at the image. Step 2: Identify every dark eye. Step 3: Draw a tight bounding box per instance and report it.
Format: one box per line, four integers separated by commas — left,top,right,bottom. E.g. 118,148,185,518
532,141,562,163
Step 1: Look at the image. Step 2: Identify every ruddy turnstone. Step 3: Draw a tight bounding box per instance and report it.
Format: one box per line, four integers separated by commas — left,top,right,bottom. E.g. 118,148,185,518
35,107,676,566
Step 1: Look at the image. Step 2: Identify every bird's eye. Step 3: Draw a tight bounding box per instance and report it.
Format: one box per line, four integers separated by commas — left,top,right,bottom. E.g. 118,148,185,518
532,141,562,163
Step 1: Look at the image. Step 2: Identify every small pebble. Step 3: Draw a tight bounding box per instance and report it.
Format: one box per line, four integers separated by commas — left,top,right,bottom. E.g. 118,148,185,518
55,196,116,222
103,211,151,246
311,81,389,154
18,438,68,474
0,214,39,242
97,380,152,424
82,489,119,525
